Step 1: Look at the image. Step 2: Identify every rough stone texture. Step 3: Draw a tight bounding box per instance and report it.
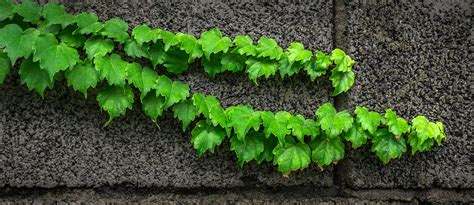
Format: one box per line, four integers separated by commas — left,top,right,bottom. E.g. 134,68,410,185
339,0,473,189
0,0,333,188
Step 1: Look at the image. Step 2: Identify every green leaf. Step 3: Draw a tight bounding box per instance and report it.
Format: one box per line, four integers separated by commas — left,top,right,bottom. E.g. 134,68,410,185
434,122,446,145
0,52,10,84
100,18,129,44
172,99,198,131
58,26,86,48
383,109,410,136
225,105,261,141
304,51,331,81
278,54,302,78
160,31,181,51
0,24,39,65
330,48,355,73
94,54,128,86
33,33,79,81
14,0,42,24
155,75,189,109
162,47,189,74
124,39,149,58
256,135,278,163
141,92,166,123
371,128,406,164
65,61,99,97
127,65,158,100
221,52,246,72
84,36,115,59
330,70,354,96
96,84,134,125
273,137,311,175
411,116,444,146
42,3,74,28
354,106,382,135
344,122,370,149
132,24,161,45
148,42,166,68
233,35,257,56
245,57,277,84
201,53,223,78
19,57,54,97
286,42,312,65
0,0,15,21
197,28,232,60
407,132,434,155
255,37,283,60
179,34,203,63
310,136,345,169
192,93,226,128
316,102,353,138
191,120,226,157
230,131,265,167
73,12,103,35
287,114,320,143
260,111,291,145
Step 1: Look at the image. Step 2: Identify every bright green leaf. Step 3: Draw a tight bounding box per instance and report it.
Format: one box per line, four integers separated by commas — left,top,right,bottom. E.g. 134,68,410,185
371,128,406,164
96,84,134,125
197,28,232,60
230,131,265,167
0,24,39,65
73,12,103,35
221,52,246,72
173,99,198,131
179,34,203,63
132,24,161,45
344,122,370,149
124,39,149,58
100,18,129,44
201,53,223,78
14,0,42,24
273,137,311,175
384,109,410,136
287,114,320,143
19,57,54,97
225,105,261,141
42,3,74,28
94,54,128,86
286,42,312,65
411,116,444,146
155,75,189,109
354,106,382,135
304,51,331,81
245,57,277,84
255,37,283,60
141,92,166,123
65,61,98,97
330,48,354,72
260,111,291,145
311,136,345,169
162,47,189,74
58,26,86,48
233,35,257,56
148,42,166,68
278,54,303,78
0,0,15,21
316,102,353,138
407,132,434,155
127,65,158,100
191,120,226,157
330,70,354,96
84,36,114,59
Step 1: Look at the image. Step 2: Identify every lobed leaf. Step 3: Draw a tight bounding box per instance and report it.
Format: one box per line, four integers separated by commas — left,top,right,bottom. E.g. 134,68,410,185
65,61,99,97
96,84,135,126
230,131,265,167
191,120,226,157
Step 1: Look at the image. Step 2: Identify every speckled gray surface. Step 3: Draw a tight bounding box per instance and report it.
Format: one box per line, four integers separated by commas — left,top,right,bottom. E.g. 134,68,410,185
339,0,473,189
0,0,333,188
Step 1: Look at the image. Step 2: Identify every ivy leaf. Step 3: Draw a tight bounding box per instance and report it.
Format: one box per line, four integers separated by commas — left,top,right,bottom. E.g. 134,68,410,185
148,42,166,68
14,0,42,24
132,24,161,45
97,85,135,126
124,39,149,58
233,35,257,56
201,53,223,78
33,33,79,81
354,106,382,135
197,28,232,60
304,51,331,81
19,57,54,97
0,52,10,84
286,42,312,65
407,132,434,155
383,109,410,136
256,135,278,164
344,122,370,149
371,128,406,164
411,116,444,146
316,102,353,138
65,61,99,97
160,31,181,51
192,93,226,128
127,65,158,100
73,12,104,35
58,25,86,48
245,57,277,84
287,114,320,143
172,99,198,131
221,52,246,72
191,120,226,157
42,3,74,28
255,37,283,60
330,48,355,73
225,105,261,141
162,47,189,74
179,34,203,63
94,54,128,86
0,0,15,21
141,92,166,123
330,70,354,96
155,75,189,109
0,24,39,65
100,18,129,44
230,131,265,167
310,136,345,169
278,54,303,78
260,111,291,145
273,137,311,175
84,36,114,59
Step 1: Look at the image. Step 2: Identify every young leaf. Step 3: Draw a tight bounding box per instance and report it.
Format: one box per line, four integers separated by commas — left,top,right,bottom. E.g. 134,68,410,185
84,37,115,59
330,48,355,72
100,18,129,44
311,136,345,169
0,0,15,21
221,52,246,72
245,57,277,84
0,24,39,65
225,105,261,141
260,111,291,145
316,102,353,138
179,34,203,63
65,61,99,97
14,0,42,24
230,131,265,167
191,120,226,157
255,37,283,60
141,92,166,123
278,54,302,78
192,93,226,128
96,84,135,125
304,51,331,81
233,35,257,56
371,128,406,164
160,31,181,51
197,28,232,60
162,47,189,74
201,53,224,78
124,39,149,58
286,42,312,65
155,75,189,109
127,65,158,100
330,70,354,96
132,24,161,45
33,33,79,81
41,3,75,28
383,109,410,136
0,52,10,84
407,132,434,155
411,116,445,146
172,99,198,131
94,54,128,86
354,106,382,135
273,137,311,175
73,12,104,35
344,122,370,149
287,114,320,143
19,57,54,97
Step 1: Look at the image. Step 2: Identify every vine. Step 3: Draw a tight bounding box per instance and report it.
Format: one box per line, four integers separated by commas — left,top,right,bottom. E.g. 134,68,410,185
0,1,446,175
